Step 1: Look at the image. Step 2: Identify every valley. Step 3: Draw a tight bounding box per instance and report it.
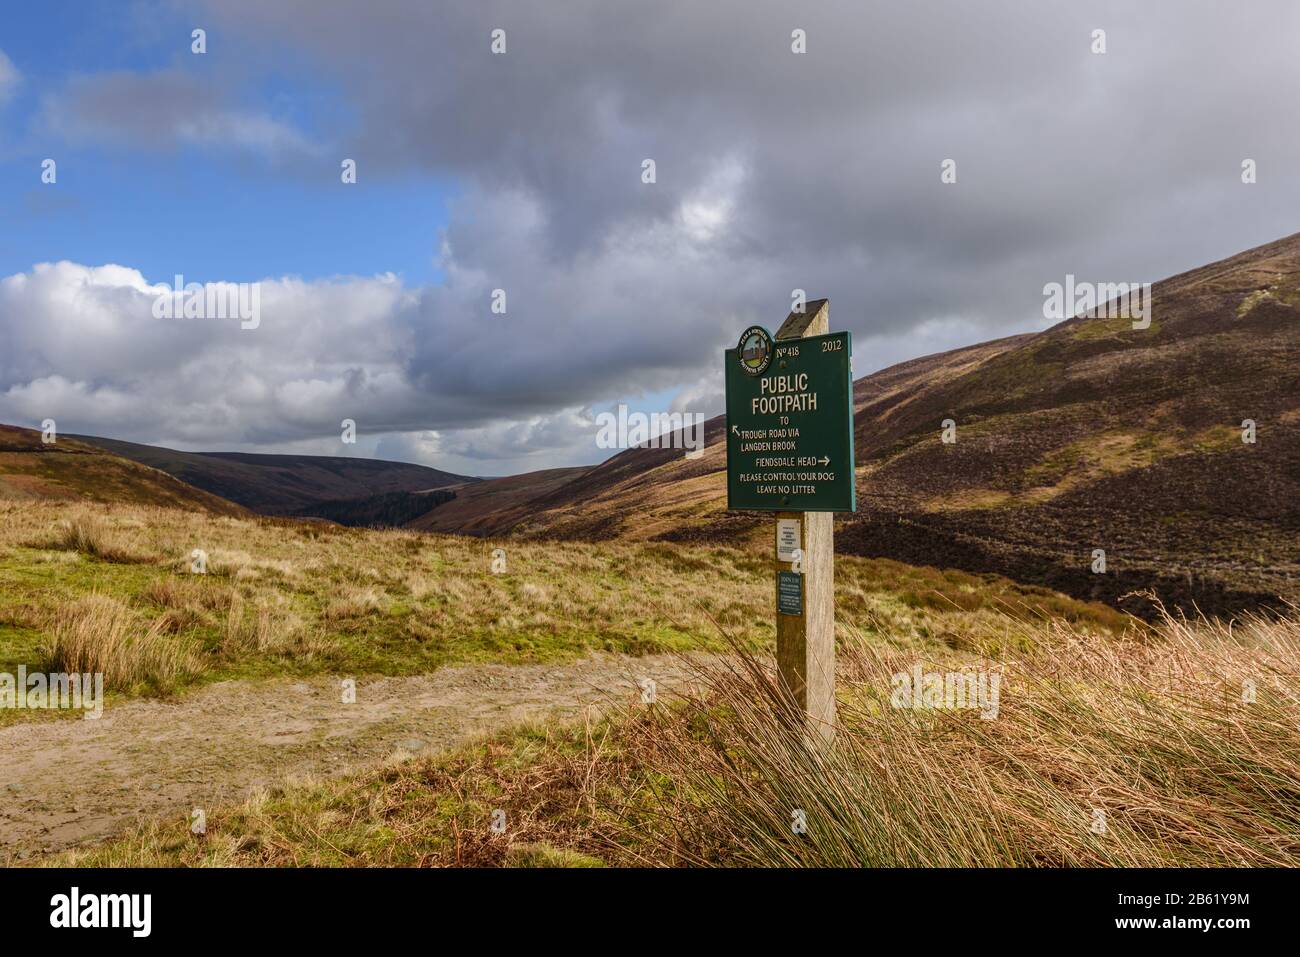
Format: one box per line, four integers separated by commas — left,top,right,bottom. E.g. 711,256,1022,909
1,232,1297,868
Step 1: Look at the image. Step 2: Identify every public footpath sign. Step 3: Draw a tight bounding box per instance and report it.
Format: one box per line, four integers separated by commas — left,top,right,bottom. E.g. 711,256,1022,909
724,325,855,512
724,298,853,742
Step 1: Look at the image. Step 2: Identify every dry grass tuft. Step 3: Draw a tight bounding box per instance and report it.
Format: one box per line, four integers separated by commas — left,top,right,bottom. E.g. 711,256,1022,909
220,592,321,657
39,594,203,692
616,604,1300,867
47,516,155,564
323,587,386,622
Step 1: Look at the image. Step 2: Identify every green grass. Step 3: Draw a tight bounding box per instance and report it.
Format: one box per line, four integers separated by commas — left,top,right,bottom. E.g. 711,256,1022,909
47,601,1300,868
20,502,1293,870
1069,311,1163,339
0,501,1128,716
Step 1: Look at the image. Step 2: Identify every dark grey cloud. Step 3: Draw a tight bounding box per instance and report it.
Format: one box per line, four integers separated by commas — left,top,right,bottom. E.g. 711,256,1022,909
190,0,1300,338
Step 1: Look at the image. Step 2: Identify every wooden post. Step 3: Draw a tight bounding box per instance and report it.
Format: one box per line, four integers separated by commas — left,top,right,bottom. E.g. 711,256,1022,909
773,299,836,742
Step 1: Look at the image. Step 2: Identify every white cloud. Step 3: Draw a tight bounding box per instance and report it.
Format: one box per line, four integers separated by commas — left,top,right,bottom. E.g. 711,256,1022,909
676,156,746,244
0,238,733,473
0,261,413,445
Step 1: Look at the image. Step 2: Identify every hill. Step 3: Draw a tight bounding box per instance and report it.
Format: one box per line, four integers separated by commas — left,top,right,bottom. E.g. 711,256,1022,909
407,467,593,536
0,425,248,516
293,488,458,527
413,232,1300,615
71,436,476,516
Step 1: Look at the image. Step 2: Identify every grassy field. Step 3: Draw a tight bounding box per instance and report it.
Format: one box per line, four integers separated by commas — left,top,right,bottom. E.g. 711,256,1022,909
7,498,1294,868
48,606,1300,868
0,499,747,708
0,499,1126,714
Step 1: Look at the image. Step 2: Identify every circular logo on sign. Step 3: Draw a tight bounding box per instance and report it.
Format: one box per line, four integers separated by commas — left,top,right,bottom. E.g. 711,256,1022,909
737,325,773,376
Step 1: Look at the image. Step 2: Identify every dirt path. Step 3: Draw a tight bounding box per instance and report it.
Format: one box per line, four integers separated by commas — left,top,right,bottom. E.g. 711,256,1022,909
0,655,703,859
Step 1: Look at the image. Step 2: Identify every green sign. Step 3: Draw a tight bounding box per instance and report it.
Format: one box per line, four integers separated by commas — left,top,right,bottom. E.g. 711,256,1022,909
724,328,856,512
777,571,803,616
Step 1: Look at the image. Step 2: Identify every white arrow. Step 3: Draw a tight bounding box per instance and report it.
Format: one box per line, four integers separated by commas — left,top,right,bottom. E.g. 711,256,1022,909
819,455,830,466
731,425,740,437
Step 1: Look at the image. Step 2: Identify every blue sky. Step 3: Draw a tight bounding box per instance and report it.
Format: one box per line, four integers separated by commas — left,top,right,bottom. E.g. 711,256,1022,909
0,2,453,286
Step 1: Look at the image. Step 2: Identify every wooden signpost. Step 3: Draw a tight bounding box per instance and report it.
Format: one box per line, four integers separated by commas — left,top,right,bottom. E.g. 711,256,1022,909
724,299,855,741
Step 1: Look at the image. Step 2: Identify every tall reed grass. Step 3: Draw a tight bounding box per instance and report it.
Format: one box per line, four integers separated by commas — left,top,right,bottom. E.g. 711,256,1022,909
619,606,1300,866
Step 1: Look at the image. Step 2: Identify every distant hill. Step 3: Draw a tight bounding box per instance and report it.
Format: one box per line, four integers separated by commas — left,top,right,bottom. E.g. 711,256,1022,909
293,488,457,527
413,231,1300,616
407,467,593,536
71,436,477,516
0,425,248,516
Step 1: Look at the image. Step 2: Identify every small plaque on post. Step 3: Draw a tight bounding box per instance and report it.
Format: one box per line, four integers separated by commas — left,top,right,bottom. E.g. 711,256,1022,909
776,519,801,562
777,571,803,616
